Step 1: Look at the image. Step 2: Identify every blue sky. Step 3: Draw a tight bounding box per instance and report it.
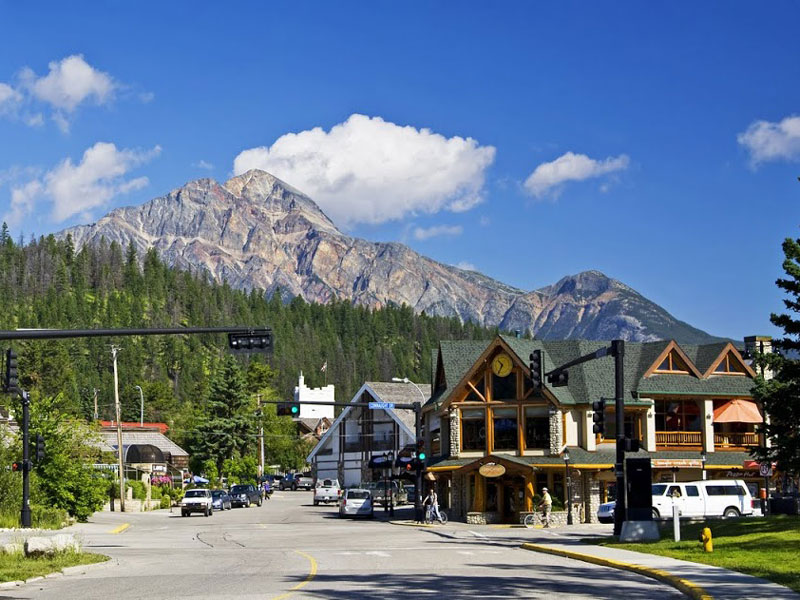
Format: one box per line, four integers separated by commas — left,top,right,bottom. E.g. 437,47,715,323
1,2,799,340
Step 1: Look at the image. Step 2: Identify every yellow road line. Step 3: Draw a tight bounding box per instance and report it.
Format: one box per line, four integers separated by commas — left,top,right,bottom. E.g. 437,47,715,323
108,523,130,534
271,550,318,600
521,543,713,600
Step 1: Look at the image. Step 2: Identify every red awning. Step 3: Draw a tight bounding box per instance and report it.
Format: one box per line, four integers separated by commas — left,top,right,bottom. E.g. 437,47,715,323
713,399,763,423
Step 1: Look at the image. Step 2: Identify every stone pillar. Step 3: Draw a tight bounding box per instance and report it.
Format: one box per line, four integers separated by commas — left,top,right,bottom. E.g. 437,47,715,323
584,474,600,524
701,399,714,453
549,407,563,455
643,400,656,452
449,408,460,458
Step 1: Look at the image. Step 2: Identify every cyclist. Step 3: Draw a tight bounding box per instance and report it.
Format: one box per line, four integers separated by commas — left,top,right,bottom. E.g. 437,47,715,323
538,487,552,528
423,488,444,523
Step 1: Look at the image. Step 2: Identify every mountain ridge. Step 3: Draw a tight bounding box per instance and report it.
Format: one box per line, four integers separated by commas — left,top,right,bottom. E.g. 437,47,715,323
58,169,725,344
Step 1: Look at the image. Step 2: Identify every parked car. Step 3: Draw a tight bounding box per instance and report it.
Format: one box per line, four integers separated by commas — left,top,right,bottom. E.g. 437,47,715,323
229,484,263,508
404,484,417,505
597,479,755,523
365,480,408,506
211,489,232,511
181,488,213,517
280,473,314,491
339,488,374,518
314,478,341,505
265,474,284,490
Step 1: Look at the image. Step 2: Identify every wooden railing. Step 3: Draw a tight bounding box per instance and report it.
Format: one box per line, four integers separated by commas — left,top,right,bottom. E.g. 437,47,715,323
656,431,702,446
714,432,758,447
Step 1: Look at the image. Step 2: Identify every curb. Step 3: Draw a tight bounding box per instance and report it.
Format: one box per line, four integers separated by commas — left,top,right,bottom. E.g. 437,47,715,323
388,520,434,528
521,543,713,600
0,555,114,590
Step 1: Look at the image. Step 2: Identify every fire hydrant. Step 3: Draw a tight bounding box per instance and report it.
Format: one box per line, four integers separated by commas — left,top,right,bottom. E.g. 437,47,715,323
699,527,713,552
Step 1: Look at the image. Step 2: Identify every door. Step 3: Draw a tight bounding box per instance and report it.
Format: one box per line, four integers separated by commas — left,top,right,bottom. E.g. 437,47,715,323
683,484,704,517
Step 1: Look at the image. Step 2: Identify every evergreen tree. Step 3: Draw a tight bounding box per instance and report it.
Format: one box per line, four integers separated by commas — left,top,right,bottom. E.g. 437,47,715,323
752,236,800,474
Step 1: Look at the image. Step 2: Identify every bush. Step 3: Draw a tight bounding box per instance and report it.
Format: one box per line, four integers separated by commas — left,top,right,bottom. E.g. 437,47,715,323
127,480,147,500
160,495,171,509
31,505,70,529
150,486,162,499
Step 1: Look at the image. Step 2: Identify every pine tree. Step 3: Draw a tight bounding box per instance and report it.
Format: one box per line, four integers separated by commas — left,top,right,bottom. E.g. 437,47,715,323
752,236,800,474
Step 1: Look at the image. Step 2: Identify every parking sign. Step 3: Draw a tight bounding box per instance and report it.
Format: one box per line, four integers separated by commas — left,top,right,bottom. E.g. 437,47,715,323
759,463,773,477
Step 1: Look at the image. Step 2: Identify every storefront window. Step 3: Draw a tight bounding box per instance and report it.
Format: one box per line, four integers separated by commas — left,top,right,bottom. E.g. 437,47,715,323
465,376,486,402
525,406,550,449
461,408,486,451
552,472,564,502
492,371,516,401
603,411,639,440
492,407,518,451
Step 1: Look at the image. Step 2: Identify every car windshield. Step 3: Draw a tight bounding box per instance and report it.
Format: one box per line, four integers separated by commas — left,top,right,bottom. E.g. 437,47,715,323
652,484,668,496
348,490,370,499
185,490,207,498
211,491,224,498
320,479,337,487
230,485,249,494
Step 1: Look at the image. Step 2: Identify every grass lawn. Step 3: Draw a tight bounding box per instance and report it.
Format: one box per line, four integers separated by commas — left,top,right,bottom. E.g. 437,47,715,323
0,551,108,583
598,516,800,593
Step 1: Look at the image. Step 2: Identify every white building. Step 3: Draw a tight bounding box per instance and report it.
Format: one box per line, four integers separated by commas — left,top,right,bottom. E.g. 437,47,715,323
294,372,335,420
306,381,429,487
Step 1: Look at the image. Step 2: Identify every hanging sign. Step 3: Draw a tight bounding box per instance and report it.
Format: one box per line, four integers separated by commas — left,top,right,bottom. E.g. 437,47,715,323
479,463,506,478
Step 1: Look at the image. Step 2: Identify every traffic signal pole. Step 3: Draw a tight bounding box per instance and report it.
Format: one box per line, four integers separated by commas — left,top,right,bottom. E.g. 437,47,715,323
612,340,626,537
20,390,31,528
414,403,423,523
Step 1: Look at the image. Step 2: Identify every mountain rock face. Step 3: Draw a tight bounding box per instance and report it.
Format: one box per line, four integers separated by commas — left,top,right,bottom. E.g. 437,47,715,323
59,170,721,343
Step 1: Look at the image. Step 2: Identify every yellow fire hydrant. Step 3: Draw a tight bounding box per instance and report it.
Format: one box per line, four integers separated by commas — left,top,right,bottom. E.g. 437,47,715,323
700,527,713,552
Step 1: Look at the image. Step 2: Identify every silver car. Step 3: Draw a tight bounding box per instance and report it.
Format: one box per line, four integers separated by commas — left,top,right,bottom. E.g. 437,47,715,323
339,488,374,519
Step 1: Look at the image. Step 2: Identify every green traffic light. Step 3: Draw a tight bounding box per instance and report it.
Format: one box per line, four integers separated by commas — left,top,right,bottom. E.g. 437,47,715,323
418,452,426,460
291,405,299,414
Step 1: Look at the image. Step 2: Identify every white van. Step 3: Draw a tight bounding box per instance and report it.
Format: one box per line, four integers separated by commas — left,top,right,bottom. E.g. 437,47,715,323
651,480,755,519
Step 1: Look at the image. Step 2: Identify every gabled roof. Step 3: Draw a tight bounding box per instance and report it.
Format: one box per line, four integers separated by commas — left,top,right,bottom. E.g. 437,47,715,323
306,381,427,462
426,336,755,413
98,430,188,457
701,342,756,378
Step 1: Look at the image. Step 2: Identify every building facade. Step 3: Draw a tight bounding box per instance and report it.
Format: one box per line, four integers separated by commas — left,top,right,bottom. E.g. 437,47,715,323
423,335,768,524
294,373,335,420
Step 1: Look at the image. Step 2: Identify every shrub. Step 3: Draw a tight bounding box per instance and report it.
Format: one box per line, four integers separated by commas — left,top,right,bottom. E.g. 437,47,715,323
160,495,171,509
127,480,147,500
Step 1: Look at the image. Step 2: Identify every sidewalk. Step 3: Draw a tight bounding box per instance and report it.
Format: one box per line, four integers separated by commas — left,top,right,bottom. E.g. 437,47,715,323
522,534,800,600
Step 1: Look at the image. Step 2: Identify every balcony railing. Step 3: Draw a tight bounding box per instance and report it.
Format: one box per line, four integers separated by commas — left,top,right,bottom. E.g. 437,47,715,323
714,432,758,448
656,431,702,446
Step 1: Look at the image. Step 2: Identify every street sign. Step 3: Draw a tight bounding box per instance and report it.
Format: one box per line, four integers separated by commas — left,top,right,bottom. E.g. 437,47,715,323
368,402,395,409
759,463,773,477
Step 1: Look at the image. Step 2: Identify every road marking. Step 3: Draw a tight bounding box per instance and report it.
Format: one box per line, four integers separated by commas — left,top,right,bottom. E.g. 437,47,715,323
108,523,130,534
457,550,475,556
365,551,390,557
271,550,318,600
468,530,487,538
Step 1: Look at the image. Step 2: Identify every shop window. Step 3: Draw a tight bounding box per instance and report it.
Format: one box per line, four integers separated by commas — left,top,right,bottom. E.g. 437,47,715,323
492,371,516,401
603,411,639,440
535,473,548,495
465,375,486,402
461,408,486,451
552,472,564,502
525,406,550,449
486,482,499,512
431,429,441,456
492,407,518,451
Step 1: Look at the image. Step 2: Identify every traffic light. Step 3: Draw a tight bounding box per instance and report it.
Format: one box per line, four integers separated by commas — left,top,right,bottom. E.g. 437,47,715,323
4,348,18,392
35,434,45,463
529,350,542,390
276,401,300,417
228,329,273,353
416,439,426,462
11,462,20,472
395,455,414,470
548,370,569,387
592,399,606,435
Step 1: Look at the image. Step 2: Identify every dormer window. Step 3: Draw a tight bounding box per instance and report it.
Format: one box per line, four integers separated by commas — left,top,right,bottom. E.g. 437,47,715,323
655,351,690,373
713,353,747,375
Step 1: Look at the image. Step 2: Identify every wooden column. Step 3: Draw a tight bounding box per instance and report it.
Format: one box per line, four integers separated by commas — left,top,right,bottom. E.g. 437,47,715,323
472,474,486,512
524,472,535,512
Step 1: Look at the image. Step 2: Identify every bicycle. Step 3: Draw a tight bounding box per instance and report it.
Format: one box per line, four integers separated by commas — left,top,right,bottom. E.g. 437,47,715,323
424,505,448,524
523,508,542,528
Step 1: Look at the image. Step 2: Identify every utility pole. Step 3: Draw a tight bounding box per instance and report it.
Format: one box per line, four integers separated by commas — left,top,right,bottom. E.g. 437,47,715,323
92,387,99,421
257,394,265,479
135,385,144,427
112,346,125,512
20,390,31,527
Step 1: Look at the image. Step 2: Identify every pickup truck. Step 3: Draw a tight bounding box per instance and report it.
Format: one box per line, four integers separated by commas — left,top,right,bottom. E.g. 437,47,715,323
280,473,314,491
229,484,262,508
314,478,341,505
365,480,407,507
180,488,213,517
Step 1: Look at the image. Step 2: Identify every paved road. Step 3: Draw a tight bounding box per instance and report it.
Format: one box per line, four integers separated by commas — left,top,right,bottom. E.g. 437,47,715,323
2,491,682,599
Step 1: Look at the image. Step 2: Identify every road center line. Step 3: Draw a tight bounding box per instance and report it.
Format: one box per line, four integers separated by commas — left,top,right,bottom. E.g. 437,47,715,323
108,523,130,534
271,550,318,600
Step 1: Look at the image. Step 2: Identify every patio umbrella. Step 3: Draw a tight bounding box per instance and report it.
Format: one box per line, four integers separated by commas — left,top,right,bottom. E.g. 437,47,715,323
713,399,763,423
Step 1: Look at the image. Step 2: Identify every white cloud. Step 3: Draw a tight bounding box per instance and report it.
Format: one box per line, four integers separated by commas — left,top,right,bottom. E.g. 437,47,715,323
233,114,495,227
524,151,629,198
20,55,115,112
738,115,800,165
4,142,160,226
0,83,22,113
413,224,463,240
194,160,214,170
24,113,44,127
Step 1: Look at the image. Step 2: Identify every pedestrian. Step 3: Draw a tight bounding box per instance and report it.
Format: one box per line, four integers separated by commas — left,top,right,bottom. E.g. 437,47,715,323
423,488,443,523
538,487,552,528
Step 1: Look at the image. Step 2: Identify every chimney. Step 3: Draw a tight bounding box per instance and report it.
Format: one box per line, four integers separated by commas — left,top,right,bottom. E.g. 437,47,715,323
744,336,773,379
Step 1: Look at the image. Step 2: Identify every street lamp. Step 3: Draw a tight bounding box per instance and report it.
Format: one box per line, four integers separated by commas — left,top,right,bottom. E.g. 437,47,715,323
134,385,144,427
563,448,573,525
392,376,427,523
391,377,426,403
700,450,707,480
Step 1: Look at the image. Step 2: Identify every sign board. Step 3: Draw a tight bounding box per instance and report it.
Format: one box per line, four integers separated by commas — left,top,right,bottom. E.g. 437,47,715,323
368,402,394,410
759,463,773,477
479,463,506,478
151,464,167,473
652,459,702,469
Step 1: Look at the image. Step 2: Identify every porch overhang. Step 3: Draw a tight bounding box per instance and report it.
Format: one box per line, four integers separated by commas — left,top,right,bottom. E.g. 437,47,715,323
453,454,538,476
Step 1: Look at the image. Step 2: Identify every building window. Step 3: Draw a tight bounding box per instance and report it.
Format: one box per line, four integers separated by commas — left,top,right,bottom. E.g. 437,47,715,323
525,406,550,449
492,407,518,451
655,400,701,431
655,351,690,373
603,411,640,440
461,408,486,451
465,375,486,402
714,353,746,374
535,473,548,495
492,372,516,401
431,429,441,456
552,472,564,502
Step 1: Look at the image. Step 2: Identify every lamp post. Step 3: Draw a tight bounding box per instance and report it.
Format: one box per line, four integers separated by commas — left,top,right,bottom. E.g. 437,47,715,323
700,450,707,480
392,376,427,523
134,385,144,427
563,448,573,525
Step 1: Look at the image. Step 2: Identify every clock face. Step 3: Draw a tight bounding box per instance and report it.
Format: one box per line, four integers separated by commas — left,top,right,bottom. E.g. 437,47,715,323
491,353,513,377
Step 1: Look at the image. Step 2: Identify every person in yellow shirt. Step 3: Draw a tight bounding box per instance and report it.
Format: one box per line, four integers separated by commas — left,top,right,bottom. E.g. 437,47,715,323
538,487,553,527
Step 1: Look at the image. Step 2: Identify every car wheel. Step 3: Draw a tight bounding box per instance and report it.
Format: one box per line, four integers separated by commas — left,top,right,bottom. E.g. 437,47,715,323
314,500,319,506
292,484,297,491
723,507,741,518
181,511,187,517
651,508,660,520
258,498,263,507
